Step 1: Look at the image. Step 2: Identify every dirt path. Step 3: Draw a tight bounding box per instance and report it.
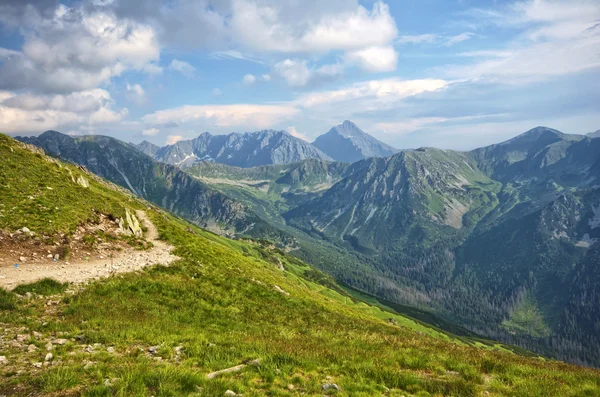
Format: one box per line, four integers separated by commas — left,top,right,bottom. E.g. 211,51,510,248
0,211,179,290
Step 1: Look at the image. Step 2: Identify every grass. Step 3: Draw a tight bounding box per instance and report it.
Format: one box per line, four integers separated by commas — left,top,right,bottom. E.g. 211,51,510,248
0,287,17,310
0,134,140,236
1,211,598,396
12,278,69,296
1,133,599,396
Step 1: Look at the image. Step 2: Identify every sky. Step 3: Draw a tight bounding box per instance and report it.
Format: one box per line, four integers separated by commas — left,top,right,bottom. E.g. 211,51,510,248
0,0,599,150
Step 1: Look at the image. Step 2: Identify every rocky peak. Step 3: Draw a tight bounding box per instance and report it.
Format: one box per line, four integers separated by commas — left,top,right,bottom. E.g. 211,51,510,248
312,121,397,163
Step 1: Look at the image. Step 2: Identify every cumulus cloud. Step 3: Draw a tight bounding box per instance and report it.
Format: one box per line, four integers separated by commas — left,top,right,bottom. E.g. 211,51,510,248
344,46,398,72
0,89,128,134
169,59,196,77
212,88,223,96
273,59,343,87
0,4,160,94
229,1,397,54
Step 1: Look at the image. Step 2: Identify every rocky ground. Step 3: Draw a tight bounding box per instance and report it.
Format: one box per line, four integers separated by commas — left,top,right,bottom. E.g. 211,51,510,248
0,211,178,290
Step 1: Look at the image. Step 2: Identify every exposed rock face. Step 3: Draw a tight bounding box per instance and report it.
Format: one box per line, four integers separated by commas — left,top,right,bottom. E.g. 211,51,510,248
76,175,89,188
125,208,142,237
312,120,397,163
138,130,332,169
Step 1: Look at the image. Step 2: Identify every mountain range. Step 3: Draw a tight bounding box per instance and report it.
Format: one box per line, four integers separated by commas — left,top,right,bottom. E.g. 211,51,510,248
136,121,397,168
16,124,600,367
3,132,598,395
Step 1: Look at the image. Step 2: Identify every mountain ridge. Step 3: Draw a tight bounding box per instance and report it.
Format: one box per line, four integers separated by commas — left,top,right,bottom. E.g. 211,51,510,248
137,129,333,168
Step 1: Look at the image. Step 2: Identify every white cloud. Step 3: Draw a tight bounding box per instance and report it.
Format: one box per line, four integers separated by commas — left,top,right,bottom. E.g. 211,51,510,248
444,32,475,46
273,59,343,87
166,135,184,145
442,0,600,83
169,59,196,77
142,127,159,136
141,63,163,75
212,88,223,96
373,114,510,135
295,78,449,109
344,46,398,72
142,104,300,130
0,89,128,134
230,1,397,54
261,74,271,82
0,5,160,94
126,83,146,104
397,34,439,45
127,84,145,97
243,74,257,85
285,126,310,142
396,32,475,47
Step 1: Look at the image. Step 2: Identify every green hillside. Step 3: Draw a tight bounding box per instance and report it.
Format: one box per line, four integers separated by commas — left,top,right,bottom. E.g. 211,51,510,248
2,134,600,396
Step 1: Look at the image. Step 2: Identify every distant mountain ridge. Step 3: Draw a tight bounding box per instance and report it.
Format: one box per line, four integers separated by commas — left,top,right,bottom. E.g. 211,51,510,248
312,120,398,162
588,130,600,138
137,130,332,168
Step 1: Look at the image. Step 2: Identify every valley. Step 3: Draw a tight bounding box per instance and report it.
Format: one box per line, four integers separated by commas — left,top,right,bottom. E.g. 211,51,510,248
14,123,600,368
4,132,600,396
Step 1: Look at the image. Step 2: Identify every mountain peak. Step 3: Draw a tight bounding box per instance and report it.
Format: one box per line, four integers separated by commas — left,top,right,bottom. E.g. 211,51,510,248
313,121,397,163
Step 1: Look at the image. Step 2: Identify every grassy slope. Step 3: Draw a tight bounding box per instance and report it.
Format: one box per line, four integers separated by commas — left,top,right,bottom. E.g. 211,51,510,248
1,135,599,396
0,135,141,236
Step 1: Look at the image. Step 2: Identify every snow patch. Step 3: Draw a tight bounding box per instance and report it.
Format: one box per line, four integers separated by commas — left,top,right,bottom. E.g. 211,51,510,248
589,204,600,229
576,233,598,248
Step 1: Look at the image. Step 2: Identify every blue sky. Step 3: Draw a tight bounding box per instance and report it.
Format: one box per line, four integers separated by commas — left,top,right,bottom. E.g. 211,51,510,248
0,0,599,150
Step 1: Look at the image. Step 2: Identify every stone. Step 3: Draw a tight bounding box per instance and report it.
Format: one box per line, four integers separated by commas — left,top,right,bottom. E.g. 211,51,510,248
107,346,116,353
321,383,341,392
47,254,53,258
16,334,30,343
224,391,237,396
125,208,143,237
19,256,26,262
46,342,53,351
76,175,90,188
273,285,290,296
174,345,184,355
148,345,160,354
54,254,60,260
0,356,7,365
45,352,53,362
54,338,67,345
27,344,38,352
21,227,31,233
287,384,295,390
32,362,42,368
83,361,95,370
33,331,42,338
